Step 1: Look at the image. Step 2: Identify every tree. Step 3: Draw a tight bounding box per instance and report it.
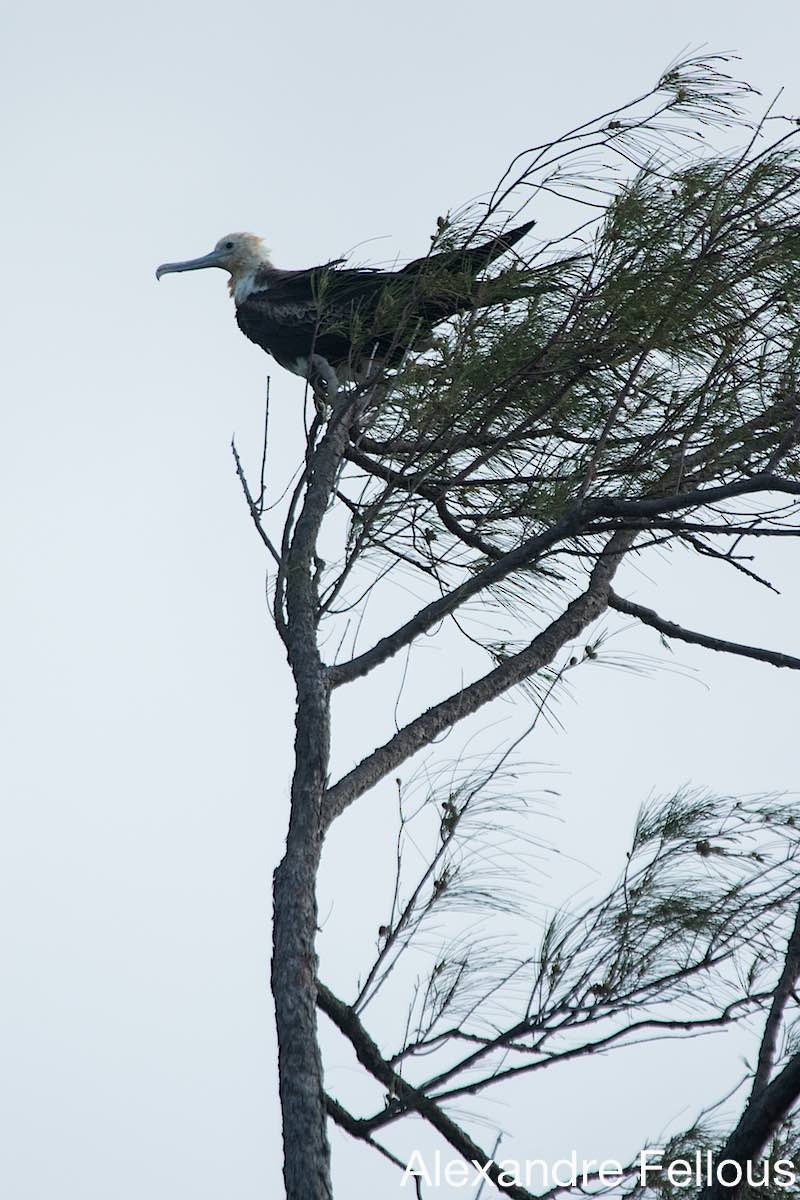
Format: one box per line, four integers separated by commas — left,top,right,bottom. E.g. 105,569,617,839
233,54,800,1199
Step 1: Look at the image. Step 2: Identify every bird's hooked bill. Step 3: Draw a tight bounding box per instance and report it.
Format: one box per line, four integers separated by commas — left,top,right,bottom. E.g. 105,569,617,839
155,249,226,280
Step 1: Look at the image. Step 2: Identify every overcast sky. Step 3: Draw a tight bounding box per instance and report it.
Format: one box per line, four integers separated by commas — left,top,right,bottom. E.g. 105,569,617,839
2,2,800,1197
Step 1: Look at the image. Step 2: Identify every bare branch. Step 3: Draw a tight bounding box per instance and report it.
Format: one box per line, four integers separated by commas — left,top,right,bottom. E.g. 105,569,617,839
608,590,800,672
324,1095,424,1198
330,473,800,688
318,981,540,1200
327,508,580,686
231,438,282,567
323,532,633,825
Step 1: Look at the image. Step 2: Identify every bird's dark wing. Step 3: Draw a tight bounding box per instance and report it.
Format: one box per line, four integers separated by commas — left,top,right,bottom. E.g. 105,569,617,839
235,264,399,370
252,262,385,307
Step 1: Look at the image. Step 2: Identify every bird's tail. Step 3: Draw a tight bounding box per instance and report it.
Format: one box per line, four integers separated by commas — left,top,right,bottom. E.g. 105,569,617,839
464,218,537,269
402,218,535,282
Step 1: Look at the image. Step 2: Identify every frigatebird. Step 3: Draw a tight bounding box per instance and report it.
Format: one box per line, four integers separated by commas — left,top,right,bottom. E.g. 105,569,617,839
156,220,535,392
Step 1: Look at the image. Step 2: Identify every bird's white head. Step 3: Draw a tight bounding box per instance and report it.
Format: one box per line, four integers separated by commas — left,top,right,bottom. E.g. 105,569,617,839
156,233,272,300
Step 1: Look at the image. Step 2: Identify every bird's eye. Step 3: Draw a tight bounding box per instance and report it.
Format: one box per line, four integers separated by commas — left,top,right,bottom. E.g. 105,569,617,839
224,241,234,250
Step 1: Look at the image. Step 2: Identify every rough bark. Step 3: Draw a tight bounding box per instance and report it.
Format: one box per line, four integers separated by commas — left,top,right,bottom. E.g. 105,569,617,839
271,400,355,1200
750,904,800,1101
699,1054,800,1200
272,675,332,1200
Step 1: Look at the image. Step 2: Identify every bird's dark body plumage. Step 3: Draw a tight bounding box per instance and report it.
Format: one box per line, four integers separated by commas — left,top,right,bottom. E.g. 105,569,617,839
234,220,536,383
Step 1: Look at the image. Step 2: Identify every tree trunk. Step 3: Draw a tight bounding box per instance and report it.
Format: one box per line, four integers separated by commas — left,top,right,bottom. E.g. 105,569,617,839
271,402,355,1199
272,668,333,1200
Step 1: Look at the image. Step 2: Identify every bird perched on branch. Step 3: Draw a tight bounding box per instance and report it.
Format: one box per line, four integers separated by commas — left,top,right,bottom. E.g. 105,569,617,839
156,220,535,393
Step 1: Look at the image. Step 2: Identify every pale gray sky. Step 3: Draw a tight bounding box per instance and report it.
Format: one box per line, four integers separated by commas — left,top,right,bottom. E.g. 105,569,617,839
2,2,800,1197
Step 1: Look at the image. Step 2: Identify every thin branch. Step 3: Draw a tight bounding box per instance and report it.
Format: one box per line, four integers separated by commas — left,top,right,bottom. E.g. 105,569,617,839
256,375,271,512
318,982,540,1200
329,473,800,688
325,1095,424,1198
608,591,800,672
428,998,767,1104
327,509,582,687
231,438,282,567
677,532,781,593
323,533,633,826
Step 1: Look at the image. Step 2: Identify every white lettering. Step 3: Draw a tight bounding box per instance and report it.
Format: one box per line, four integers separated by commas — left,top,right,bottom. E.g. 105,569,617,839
745,1160,769,1187
552,1152,579,1187
774,1160,797,1188
716,1160,742,1187
597,1159,624,1184
497,1160,521,1188
402,1150,432,1186
444,1160,468,1187
639,1149,664,1183
469,1159,494,1187
403,1150,800,1191
667,1159,692,1187
581,1159,597,1180
523,1159,551,1187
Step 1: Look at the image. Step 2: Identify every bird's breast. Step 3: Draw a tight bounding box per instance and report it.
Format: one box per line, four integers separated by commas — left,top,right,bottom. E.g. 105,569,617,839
230,270,265,304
